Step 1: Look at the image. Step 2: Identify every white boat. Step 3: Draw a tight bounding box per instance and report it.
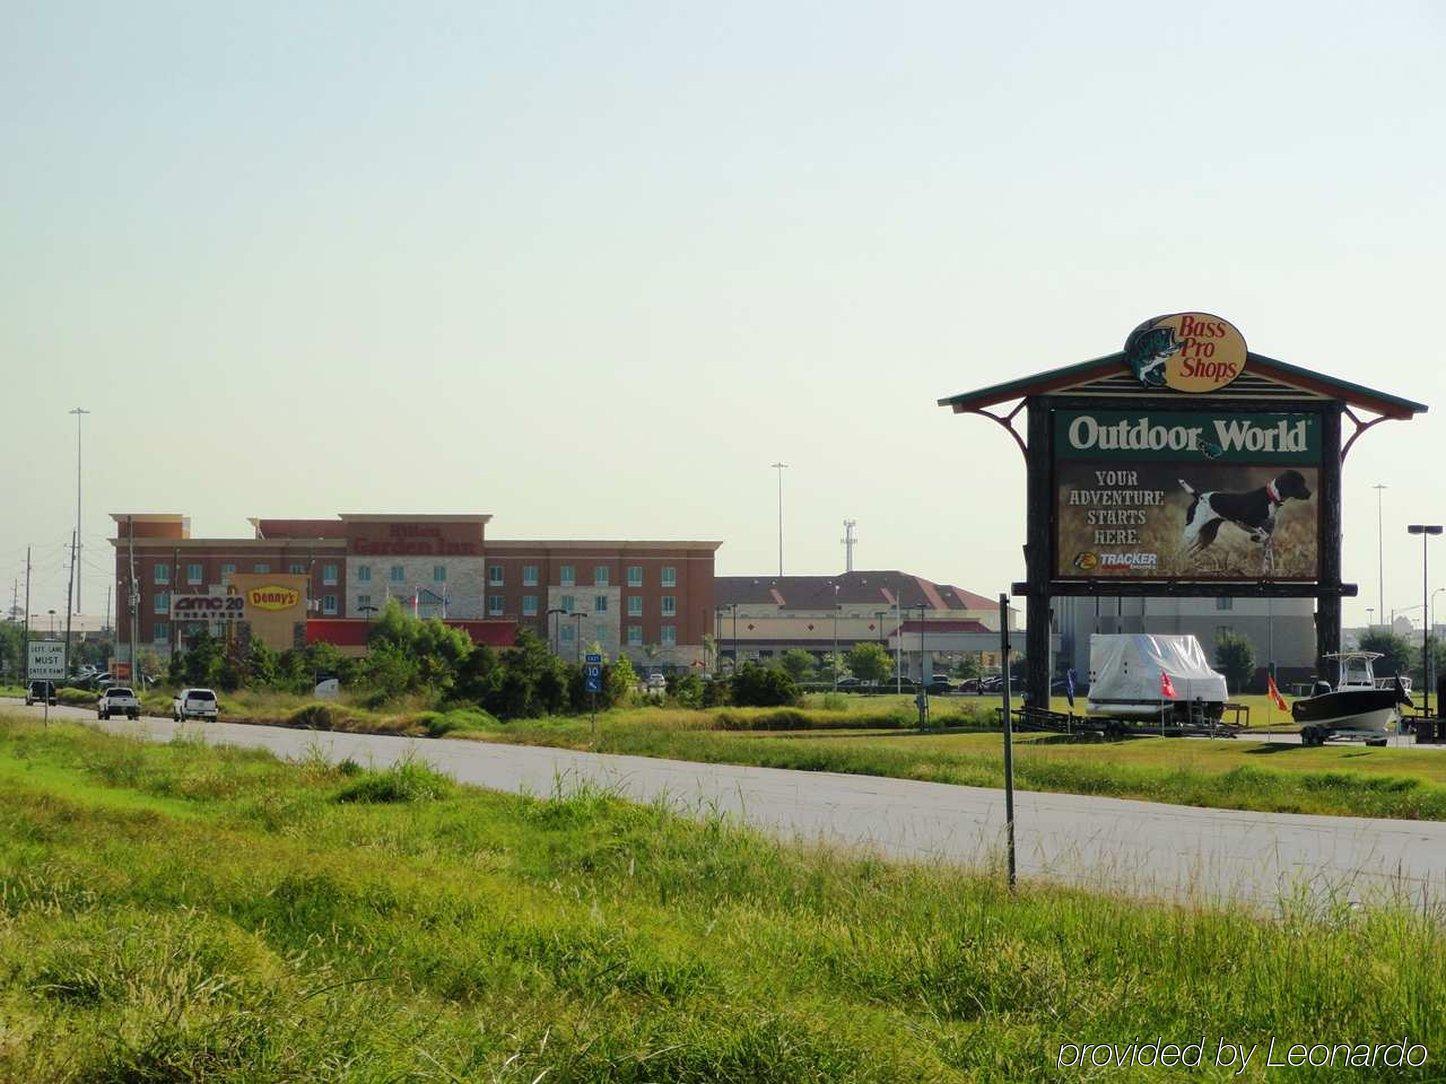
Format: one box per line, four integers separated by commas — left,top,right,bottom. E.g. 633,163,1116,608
1292,652,1410,746
1086,634,1228,721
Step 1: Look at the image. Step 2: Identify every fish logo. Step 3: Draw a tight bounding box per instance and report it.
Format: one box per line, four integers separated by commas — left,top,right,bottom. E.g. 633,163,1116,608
1123,313,1247,393
1124,324,1181,387
1073,551,1100,571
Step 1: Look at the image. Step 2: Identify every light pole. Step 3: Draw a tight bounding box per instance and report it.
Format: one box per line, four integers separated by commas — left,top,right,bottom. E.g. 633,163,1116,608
1407,524,1442,718
1373,483,1387,626
771,462,788,577
571,612,590,664
831,582,840,691
69,407,89,614
1366,606,1374,630
546,607,567,656
1432,587,1445,696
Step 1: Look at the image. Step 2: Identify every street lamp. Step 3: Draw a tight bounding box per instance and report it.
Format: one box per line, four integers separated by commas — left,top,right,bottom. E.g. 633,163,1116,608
771,462,789,576
1407,524,1442,718
47,609,56,636
570,611,590,664
545,607,567,655
830,583,841,691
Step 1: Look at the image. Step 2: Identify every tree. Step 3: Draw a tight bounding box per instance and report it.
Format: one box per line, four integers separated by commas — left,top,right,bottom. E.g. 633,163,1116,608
845,642,893,685
779,649,816,682
1359,629,1414,678
953,654,982,681
730,662,799,707
608,654,639,705
1214,631,1257,695
0,622,23,681
815,652,849,684
243,638,279,688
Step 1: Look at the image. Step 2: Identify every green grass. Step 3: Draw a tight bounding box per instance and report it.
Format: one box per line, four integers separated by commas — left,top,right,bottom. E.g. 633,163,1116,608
0,712,1441,1080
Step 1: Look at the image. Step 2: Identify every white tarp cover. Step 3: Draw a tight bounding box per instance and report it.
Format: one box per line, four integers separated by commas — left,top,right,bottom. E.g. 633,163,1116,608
1087,633,1228,715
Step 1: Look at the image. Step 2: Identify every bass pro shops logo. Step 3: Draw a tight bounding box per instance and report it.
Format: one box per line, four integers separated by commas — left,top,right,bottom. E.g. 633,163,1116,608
1123,313,1247,393
246,585,301,611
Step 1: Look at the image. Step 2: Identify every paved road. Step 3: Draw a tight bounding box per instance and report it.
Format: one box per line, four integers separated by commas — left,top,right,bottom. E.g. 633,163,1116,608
6,699,1446,910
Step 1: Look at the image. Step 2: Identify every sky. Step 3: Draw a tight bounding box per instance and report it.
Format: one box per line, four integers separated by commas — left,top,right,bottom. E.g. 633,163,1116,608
2,1,1444,628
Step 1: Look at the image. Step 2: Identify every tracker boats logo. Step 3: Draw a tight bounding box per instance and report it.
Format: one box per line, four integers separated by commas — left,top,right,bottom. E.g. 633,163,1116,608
1124,313,1247,393
1075,550,1158,571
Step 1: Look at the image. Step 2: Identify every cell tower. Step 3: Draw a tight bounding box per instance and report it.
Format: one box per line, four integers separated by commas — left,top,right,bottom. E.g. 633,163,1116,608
841,519,858,572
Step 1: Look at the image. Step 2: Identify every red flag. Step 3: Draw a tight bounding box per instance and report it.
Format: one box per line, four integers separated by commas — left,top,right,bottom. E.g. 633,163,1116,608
1160,670,1177,700
1267,673,1288,713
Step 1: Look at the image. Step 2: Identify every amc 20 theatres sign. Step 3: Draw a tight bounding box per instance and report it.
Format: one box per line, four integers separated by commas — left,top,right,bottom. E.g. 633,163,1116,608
171,594,246,620
1053,410,1320,581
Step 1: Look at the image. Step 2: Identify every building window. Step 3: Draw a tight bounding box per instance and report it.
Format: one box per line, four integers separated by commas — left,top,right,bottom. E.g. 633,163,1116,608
253,563,270,574
595,624,607,644
185,563,202,585
594,565,609,587
662,625,677,646
560,624,575,644
434,565,447,583
154,564,169,585
488,564,504,585
357,565,371,583
627,565,643,587
221,562,236,578
1216,625,1232,641
389,565,404,583
560,595,575,614
523,565,538,586
661,566,676,588
627,625,642,646
560,564,575,587
594,595,608,614
661,595,676,617
289,562,306,575
153,591,169,615
488,594,505,616
627,596,643,617
357,594,372,611
323,564,339,585
522,595,538,617
1215,597,1234,611
322,594,337,615
153,620,169,642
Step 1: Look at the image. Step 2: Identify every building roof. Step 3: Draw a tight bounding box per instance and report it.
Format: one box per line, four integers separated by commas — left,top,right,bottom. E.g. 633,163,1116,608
715,571,999,611
938,351,1428,420
892,619,992,635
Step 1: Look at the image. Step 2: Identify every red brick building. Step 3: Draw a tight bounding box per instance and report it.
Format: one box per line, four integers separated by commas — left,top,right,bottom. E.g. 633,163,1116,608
112,513,721,668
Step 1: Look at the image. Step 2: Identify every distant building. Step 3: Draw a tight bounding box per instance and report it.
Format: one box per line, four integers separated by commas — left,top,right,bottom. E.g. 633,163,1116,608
714,571,1021,677
110,513,720,670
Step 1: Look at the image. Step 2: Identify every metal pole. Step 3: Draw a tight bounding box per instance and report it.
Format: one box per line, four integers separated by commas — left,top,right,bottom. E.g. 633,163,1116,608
999,593,1016,890
63,531,76,680
1425,532,1432,719
894,598,901,694
22,547,30,684
1374,483,1387,626
832,584,839,690
771,462,788,576
69,407,89,613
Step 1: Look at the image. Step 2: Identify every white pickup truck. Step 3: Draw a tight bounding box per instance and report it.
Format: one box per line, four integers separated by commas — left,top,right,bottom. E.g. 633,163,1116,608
97,686,141,721
172,688,219,722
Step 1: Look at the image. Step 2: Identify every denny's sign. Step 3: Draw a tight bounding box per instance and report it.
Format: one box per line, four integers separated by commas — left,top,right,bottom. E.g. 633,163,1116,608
1123,313,1247,393
247,585,302,611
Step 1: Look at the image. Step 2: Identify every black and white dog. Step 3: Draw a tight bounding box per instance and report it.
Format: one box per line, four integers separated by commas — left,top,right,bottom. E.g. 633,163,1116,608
1179,469,1313,554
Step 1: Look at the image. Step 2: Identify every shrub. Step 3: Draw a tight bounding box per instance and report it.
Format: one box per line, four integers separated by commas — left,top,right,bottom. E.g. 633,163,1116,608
714,709,812,731
730,663,800,707
666,672,705,708
335,757,454,803
820,692,848,712
417,708,499,738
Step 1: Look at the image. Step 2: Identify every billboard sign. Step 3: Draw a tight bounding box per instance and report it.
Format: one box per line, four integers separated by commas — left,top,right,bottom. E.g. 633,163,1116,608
1054,409,1321,581
1123,313,1247,393
27,640,66,680
247,584,302,611
172,594,246,620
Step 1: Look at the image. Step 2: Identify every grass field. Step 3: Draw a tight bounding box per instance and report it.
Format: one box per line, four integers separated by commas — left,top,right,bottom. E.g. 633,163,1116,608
0,712,1441,1080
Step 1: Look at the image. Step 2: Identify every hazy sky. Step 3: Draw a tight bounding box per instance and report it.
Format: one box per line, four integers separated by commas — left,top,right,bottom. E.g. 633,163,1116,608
3,1,1443,627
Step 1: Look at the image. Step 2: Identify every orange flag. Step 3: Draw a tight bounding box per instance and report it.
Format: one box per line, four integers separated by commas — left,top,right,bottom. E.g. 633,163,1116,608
1267,673,1288,713
1160,670,1177,700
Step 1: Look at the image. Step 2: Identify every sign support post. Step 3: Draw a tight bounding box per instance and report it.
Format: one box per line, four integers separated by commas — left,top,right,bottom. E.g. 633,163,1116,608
999,594,1016,891
583,653,603,745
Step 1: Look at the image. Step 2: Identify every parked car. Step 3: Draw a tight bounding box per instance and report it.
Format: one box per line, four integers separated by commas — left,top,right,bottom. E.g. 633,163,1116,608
172,688,219,722
835,676,863,690
97,686,141,721
926,677,954,695
25,680,57,706
645,673,667,691
890,676,919,692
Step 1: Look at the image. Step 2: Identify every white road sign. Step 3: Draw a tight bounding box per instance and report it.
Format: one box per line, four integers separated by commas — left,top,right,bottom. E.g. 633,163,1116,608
27,640,66,680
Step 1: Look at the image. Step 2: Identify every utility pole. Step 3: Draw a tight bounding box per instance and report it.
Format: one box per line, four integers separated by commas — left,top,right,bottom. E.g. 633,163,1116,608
841,519,858,573
63,531,76,678
127,515,138,681
771,462,788,577
1373,483,1387,626
69,407,90,614
22,548,30,679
